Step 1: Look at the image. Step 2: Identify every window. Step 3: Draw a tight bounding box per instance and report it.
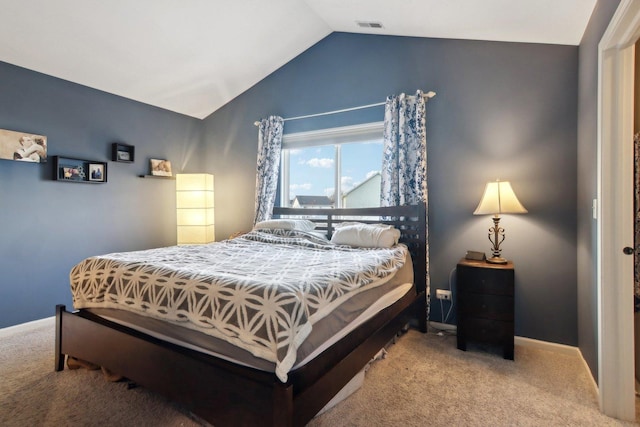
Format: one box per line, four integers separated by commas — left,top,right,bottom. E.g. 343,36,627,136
281,122,383,208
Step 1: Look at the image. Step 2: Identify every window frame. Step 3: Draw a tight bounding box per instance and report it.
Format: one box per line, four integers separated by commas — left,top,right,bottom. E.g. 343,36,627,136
280,121,384,208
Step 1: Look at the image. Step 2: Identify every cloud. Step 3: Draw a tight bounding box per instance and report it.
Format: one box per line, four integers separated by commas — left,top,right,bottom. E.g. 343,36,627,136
306,158,334,168
366,170,380,179
290,183,312,194
341,176,355,192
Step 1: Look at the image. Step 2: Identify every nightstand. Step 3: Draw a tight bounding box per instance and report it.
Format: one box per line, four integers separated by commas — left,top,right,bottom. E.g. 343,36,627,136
456,258,514,360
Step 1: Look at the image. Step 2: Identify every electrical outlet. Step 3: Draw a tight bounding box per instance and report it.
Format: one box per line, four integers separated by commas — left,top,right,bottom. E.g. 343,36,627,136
436,289,452,301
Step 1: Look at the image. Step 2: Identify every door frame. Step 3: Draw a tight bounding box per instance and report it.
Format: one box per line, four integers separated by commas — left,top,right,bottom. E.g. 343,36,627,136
598,0,640,420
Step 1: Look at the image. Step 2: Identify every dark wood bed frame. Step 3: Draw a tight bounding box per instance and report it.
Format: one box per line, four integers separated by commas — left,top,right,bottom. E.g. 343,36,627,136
55,204,427,427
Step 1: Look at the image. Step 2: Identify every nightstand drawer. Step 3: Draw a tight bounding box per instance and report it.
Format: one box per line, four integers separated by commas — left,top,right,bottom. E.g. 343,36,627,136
457,267,513,296
458,293,514,321
462,318,513,344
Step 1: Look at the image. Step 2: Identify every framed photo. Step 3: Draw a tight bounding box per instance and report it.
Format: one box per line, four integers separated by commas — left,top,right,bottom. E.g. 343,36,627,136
0,128,47,163
60,164,84,181
150,158,172,177
89,163,105,181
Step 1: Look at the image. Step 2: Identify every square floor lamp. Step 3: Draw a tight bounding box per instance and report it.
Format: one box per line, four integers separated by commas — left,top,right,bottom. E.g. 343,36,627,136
176,173,215,245
473,179,527,264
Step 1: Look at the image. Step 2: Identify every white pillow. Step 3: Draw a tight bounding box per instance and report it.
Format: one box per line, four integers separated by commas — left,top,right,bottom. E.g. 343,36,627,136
330,223,401,248
253,219,316,232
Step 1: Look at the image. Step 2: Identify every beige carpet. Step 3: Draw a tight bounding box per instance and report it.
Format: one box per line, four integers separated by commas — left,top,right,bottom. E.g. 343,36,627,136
0,318,637,426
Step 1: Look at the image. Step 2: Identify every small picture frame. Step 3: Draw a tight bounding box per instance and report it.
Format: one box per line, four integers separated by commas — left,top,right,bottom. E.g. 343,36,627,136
89,163,106,182
112,142,135,163
61,164,84,181
150,158,172,177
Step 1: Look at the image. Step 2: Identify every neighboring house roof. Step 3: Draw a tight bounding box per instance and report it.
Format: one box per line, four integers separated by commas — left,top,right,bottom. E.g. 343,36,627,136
342,172,381,197
293,195,333,206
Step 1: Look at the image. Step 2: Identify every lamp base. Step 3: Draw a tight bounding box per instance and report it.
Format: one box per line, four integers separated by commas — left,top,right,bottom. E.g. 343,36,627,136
486,256,508,264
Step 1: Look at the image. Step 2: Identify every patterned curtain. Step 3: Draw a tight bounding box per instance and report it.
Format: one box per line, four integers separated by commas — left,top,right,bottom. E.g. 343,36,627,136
254,116,284,224
380,91,427,206
380,90,430,318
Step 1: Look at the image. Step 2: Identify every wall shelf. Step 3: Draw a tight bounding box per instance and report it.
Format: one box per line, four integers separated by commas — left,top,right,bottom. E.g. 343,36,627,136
138,175,175,180
53,156,107,183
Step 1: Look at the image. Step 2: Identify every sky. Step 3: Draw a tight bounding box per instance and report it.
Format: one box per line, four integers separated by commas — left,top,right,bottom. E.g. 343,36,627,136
287,140,383,200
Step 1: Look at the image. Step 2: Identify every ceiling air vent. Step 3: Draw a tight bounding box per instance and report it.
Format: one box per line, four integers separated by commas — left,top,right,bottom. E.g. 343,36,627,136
356,21,384,29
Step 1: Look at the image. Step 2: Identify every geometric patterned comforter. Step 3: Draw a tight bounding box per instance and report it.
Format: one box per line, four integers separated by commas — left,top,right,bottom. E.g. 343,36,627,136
70,229,409,382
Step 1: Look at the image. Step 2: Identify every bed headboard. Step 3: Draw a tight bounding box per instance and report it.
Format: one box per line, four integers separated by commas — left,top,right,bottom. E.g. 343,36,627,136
272,204,427,298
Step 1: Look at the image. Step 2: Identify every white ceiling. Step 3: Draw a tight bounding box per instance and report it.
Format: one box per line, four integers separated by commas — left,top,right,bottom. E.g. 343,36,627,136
0,0,596,119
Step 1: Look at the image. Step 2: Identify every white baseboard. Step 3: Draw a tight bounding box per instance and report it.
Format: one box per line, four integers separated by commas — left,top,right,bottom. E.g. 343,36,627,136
0,316,54,338
514,335,580,357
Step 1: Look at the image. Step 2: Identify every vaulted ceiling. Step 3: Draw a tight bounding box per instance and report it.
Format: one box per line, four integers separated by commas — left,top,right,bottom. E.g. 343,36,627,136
0,0,597,119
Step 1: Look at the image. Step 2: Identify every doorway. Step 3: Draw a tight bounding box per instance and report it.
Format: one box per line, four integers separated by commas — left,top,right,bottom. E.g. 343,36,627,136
598,0,640,421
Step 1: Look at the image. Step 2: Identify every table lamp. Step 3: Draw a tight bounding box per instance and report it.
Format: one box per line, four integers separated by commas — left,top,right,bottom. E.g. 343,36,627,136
473,180,527,264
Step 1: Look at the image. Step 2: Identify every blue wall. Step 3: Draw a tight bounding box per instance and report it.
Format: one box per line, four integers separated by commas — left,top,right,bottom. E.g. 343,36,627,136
1,31,583,348
203,33,580,345
0,61,203,328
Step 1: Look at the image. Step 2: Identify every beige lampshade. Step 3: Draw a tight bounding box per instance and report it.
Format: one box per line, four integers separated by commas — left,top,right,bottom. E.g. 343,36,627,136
473,180,527,215
176,174,215,244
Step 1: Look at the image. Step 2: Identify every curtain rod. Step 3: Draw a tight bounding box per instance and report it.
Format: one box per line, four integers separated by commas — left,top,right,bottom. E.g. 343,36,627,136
253,91,436,126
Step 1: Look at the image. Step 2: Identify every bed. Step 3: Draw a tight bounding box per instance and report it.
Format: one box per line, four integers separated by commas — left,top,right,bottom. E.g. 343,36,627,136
55,204,427,427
